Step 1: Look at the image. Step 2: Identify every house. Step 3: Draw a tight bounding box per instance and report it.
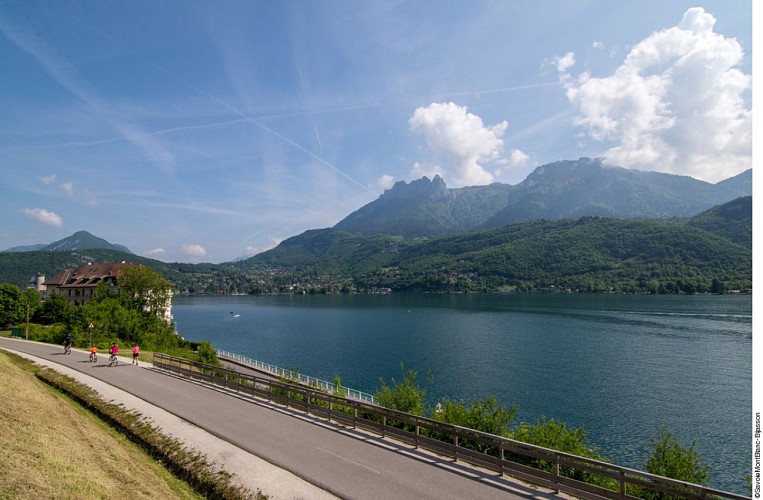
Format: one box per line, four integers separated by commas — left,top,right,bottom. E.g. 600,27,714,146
44,262,173,322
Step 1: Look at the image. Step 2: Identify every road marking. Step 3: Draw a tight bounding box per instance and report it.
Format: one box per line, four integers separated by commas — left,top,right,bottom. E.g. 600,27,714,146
315,447,381,474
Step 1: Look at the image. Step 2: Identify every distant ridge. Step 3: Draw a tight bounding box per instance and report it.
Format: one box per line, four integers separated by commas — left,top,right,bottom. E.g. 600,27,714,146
335,158,752,238
3,230,133,254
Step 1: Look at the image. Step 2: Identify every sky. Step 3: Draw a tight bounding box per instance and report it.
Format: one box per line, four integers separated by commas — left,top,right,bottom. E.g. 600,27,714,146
0,1,754,263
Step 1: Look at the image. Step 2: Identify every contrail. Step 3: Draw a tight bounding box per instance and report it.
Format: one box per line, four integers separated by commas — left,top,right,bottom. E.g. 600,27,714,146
0,16,175,173
153,65,378,195
439,81,561,98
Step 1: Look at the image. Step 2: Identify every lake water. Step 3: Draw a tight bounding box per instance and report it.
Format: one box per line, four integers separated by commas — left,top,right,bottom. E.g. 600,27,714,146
172,293,751,493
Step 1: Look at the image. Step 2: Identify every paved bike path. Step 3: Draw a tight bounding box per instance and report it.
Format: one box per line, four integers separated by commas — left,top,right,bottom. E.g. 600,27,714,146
0,338,564,500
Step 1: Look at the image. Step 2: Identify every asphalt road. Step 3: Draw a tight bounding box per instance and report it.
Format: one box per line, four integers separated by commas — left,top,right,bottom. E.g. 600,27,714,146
0,337,564,500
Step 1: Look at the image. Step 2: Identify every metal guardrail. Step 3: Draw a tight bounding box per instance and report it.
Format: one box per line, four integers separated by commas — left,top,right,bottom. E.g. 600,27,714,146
215,349,376,404
153,353,750,500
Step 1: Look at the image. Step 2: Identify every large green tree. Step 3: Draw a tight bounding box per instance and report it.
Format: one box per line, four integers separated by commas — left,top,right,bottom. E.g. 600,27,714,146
0,284,24,326
33,292,72,325
117,266,173,319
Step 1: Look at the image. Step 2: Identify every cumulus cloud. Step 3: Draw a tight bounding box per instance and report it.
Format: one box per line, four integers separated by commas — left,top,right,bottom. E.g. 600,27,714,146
373,174,396,191
409,102,522,187
558,7,751,182
182,244,208,258
39,174,56,185
61,181,74,196
21,208,63,227
553,52,576,73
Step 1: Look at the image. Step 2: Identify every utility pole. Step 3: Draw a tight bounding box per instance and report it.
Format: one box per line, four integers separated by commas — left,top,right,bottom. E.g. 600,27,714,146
25,303,29,340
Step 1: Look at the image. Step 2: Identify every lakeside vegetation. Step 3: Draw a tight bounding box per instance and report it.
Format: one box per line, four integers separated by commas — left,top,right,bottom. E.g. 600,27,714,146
373,365,718,497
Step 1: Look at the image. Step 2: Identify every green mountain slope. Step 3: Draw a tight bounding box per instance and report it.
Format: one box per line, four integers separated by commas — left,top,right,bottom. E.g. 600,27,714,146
687,196,751,248
2,199,751,295
243,200,751,293
334,158,752,237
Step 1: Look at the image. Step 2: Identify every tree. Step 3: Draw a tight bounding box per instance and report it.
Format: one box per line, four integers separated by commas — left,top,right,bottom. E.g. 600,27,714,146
432,397,517,436
33,293,72,325
635,427,708,498
0,283,24,326
117,266,173,319
710,277,726,294
511,416,610,485
197,341,219,365
375,363,427,416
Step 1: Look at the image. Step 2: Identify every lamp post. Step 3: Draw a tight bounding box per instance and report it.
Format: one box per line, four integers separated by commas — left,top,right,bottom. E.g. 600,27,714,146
88,323,94,347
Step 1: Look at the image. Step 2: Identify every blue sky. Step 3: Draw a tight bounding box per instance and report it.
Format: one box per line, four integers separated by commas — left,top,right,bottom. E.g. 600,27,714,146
0,1,753,263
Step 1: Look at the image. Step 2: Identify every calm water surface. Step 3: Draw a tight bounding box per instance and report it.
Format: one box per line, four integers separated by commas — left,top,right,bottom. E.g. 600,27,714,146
173,294,751,493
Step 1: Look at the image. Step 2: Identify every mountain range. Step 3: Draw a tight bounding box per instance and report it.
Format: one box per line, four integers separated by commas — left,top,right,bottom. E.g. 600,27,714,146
3,231,132,254
0,159,752,293
335,158,751,237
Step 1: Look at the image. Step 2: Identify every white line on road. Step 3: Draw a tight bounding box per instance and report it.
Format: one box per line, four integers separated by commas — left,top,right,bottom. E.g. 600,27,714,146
315,447,382,474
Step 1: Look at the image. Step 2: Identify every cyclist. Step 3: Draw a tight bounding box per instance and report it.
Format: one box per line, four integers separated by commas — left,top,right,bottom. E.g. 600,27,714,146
109,343,119,366
63,334,72,354
89,343,97,362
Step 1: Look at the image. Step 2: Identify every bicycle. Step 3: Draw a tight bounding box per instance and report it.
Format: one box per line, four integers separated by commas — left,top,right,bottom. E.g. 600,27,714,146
108,353,118,367
64,345,71,355
89,351,97,362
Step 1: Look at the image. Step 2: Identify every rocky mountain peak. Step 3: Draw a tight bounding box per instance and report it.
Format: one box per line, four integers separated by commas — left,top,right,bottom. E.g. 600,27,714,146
382,175,449,201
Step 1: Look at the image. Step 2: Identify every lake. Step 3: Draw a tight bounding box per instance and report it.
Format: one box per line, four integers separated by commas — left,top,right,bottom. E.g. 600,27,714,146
172,293,751,493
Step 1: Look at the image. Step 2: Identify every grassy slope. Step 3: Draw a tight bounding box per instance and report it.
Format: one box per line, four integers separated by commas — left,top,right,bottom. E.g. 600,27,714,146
0,350,201,499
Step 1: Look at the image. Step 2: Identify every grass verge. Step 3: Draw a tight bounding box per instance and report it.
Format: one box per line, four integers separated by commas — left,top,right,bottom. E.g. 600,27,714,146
0,349,264,499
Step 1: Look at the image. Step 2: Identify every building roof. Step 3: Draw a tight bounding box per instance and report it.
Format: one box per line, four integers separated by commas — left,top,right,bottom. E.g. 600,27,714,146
45,262,142,289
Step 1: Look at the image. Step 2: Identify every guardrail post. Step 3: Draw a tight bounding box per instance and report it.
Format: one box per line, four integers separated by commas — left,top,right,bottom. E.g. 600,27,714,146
500,444,505,477
454,435,458,462
554,452,561,494
619,469,626,498
415,419,420,449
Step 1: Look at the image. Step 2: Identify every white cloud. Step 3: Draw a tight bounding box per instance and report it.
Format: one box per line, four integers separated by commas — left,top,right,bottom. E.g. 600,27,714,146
39,174,56,185
508,149,530,166
553,52,576,73
559,7,751,182
145,248,166,256
182,244,208,258
244,236,281,256
61,181,74,196
408,102,508,187
592,40,604,50
21,208,63,227
410,161,444,181
373,174,396,191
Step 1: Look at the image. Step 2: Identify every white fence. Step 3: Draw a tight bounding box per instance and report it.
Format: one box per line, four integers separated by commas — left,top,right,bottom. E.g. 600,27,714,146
216,350,376,404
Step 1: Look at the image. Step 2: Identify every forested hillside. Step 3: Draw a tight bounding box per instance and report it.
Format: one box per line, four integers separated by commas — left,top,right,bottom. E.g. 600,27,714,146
0,197,751,295
245,216,750,293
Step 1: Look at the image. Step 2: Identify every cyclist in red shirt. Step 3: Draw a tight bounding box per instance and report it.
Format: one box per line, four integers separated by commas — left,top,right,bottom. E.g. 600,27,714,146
109,343,119,366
